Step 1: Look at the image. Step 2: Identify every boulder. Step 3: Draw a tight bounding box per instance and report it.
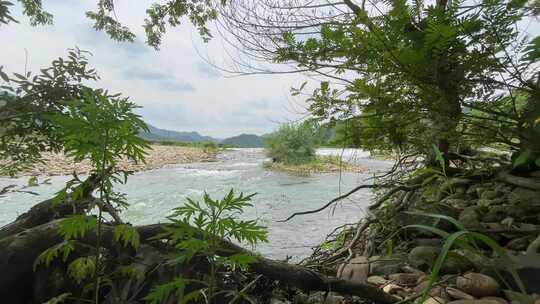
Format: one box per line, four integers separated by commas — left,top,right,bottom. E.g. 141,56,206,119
408,246,473,274
337,256,369,284
408,246,440,271
456,273,500,297
369,255,406,276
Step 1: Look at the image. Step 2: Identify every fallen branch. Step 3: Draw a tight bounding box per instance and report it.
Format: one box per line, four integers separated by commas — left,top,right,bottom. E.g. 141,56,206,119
279,184,379,222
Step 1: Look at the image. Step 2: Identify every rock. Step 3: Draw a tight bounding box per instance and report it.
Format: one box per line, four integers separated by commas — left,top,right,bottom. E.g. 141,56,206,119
415,238,445,247
458,207,483,230
446,287,474,300
481,190,500,200
478,198,504,207
337,256,369,283
408,246,473,274
383,283,404,294
389,273,421,286
480,297,508,304
484,205,509,222
506,236,531,251
409,246,441,271
447,300,500,304
445,199,469,209
414,281,447,298
508,188,540,205
503,290,535,304
367,275,388,285
305,292,344,304
422,296,448,304
369,255,406,276
456,273,500,297
531,171,540,178
502,253,540,293
271,298,291,304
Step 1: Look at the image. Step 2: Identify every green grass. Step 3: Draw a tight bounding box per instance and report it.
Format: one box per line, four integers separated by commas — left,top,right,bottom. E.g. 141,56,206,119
264,155,367,175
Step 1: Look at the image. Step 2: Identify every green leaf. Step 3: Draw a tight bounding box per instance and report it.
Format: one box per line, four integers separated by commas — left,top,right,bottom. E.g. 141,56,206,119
67,256,96,283
114,224,140,248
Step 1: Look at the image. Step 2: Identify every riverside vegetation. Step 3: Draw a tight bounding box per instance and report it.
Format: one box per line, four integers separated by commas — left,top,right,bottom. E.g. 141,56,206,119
1,1,540,304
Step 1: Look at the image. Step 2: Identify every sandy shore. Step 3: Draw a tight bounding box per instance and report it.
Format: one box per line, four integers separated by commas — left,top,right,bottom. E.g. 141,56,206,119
8,144,217,177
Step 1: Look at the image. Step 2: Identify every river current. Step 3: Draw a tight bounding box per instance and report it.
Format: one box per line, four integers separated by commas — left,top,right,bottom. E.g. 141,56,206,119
0,148,391,260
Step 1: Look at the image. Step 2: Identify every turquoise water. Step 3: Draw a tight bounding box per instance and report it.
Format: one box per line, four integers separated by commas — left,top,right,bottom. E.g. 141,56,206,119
0,148,391,260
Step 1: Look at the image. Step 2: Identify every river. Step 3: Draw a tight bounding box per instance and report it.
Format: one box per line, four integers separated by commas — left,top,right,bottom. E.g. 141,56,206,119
0,148,391,260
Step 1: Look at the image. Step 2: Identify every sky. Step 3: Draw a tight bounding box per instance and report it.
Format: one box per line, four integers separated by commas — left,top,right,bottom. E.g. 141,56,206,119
0,1,310,138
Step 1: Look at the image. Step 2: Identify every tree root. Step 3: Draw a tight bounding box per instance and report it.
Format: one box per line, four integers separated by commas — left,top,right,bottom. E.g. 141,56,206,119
0,220,399,304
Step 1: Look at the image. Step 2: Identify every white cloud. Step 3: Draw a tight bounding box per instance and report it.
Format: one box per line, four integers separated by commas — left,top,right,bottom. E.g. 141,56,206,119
0,0,310,137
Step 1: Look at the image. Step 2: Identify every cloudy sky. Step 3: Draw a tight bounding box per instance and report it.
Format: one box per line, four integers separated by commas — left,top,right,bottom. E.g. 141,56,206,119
0,1,310,138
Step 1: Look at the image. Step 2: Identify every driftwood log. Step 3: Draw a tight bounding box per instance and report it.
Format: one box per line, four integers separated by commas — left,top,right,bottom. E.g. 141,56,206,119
0,220,399,304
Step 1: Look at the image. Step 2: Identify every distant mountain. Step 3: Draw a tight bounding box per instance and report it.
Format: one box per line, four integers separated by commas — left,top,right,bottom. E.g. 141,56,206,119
140,124,218,142
222,134,264,147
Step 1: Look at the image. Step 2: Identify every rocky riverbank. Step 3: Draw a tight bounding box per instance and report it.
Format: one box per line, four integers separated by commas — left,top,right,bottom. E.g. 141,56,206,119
284,168,540,304
6,144,217,177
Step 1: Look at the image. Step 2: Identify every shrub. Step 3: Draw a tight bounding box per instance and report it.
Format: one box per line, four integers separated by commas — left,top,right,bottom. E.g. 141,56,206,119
264,122,318,164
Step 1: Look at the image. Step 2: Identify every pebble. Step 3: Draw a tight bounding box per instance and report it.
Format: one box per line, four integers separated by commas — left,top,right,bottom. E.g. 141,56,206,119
422,296,448,304
456,273,500,297
389,273,421,286
446,287,474,300
367,275,388,285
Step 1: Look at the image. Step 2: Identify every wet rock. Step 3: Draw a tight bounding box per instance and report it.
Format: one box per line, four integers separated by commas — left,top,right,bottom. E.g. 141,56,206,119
367,275,388,285
389,273,421,286
446,287,474,300
337,256,369,283
369,255,405,276
456,273,500,297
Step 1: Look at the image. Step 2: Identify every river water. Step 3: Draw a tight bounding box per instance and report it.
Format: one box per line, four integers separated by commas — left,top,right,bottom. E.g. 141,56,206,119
0,148,391,260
